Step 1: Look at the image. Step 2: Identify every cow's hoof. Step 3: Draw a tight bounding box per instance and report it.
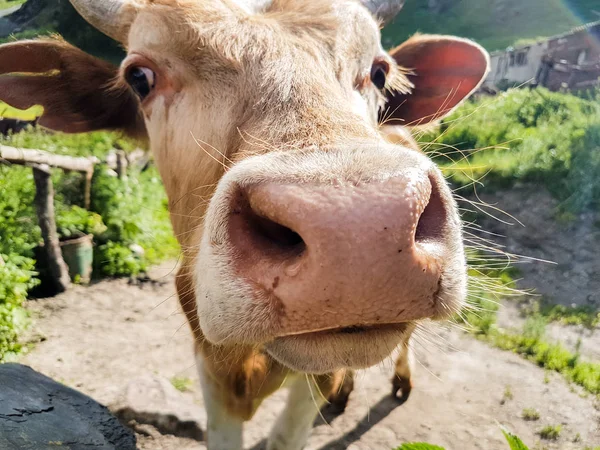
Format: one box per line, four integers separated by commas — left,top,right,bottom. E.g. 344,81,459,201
391,376,412,405
324,375,354,415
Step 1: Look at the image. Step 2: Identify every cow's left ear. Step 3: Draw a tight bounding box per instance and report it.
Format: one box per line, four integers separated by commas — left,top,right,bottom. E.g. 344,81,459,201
382,34,489,126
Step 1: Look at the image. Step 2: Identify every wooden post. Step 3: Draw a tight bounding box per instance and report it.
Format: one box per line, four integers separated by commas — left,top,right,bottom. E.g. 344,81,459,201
116,150,127,180
32,164,70,293
83,168,93,210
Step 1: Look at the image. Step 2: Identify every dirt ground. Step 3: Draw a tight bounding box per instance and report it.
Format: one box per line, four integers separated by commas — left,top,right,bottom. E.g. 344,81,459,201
475,185,600,361
477,185,600,310
19,260,600,450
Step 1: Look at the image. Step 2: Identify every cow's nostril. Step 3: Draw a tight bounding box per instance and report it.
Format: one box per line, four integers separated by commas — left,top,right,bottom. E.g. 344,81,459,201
247,212,305,250
415,174,447,243
229,185,306,262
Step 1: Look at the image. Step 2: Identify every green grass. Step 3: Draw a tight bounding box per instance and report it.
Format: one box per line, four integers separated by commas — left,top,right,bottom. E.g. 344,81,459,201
382,0,599,51
395,425,535,449
0,101,42,121
170,376,194,393
0,0,25,11
522,408,541,421
501,385,514,404
532,302,599,329
463,264,600,395
426,88,600,214
474,319,600,394
538,425,561,440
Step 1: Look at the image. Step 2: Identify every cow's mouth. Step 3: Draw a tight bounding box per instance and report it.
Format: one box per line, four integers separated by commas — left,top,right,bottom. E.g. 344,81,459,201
264,322,412,373
285,322,409,337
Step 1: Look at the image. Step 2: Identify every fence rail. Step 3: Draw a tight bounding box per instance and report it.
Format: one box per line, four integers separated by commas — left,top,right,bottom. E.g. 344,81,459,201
0,145,99,173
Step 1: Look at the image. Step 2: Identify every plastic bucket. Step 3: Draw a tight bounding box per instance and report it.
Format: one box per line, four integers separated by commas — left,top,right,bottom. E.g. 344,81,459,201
60,234,94,284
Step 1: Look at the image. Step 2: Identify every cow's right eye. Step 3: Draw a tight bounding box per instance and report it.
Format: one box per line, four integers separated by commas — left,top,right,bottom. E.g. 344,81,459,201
126,66,155,100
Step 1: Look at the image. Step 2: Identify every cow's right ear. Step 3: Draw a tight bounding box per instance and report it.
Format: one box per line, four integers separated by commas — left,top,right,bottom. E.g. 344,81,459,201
0,38,146,139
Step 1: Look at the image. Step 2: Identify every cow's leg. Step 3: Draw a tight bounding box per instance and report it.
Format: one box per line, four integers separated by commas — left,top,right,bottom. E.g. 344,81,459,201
196,353,244,450
391,331,414,404
179,263,244,450
267,371,347,450
178,263,290,449
326,369,354,413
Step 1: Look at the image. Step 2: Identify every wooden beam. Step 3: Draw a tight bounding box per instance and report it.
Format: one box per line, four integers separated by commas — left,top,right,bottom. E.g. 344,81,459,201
1,145,98,173
32,164,70,294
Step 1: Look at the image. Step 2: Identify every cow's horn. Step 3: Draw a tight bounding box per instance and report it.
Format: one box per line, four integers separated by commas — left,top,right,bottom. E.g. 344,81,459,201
69,0,134,42
361,0,405,25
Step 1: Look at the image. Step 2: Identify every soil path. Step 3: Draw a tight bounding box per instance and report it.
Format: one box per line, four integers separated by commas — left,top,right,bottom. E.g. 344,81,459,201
20,262,600,450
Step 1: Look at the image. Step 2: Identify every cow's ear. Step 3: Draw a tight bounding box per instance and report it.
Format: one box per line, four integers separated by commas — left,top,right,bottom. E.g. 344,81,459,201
382,34,489,126
0,37,145,139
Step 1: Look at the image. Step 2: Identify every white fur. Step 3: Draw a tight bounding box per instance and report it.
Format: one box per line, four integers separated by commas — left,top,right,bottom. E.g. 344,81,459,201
196,355,244,450
267,376,327,450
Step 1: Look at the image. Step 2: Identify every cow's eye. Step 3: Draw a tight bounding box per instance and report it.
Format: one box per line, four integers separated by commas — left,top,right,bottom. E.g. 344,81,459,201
370,60,390,90
126,66,155,99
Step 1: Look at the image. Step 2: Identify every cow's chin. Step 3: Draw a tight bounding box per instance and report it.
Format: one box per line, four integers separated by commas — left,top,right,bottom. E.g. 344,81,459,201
263,323,412,374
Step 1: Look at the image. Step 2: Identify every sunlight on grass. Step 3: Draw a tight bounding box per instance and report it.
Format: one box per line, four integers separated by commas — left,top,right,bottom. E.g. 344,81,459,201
0,101,43,121
0,0,25,11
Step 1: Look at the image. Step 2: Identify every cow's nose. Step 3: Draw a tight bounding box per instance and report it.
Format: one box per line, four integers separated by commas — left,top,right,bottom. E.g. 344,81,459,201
227,167,450,336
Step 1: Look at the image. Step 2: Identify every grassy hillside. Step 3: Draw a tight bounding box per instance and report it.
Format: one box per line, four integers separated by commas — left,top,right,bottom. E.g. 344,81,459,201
0,0,25,10
2,0,598,57
422,87,600,213
383,0,600,51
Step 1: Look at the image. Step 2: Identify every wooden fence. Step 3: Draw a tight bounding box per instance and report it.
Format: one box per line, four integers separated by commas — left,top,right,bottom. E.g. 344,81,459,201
1,144,147,293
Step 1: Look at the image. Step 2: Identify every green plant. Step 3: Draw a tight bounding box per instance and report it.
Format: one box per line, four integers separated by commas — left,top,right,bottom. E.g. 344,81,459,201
394,425,533,450
523,301,600,329
503,385,514,402
422,88,600,214
56,205,107,240
0,254,38,361
501,426,530,450
543,372,550,384
522,316,547,341
90,166,178,277
170,376,194,393
538,425,561,440
522,408,541,421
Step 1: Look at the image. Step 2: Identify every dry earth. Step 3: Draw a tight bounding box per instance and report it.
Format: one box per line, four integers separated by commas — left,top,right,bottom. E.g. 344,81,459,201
475,185,600,361
18,260,600,450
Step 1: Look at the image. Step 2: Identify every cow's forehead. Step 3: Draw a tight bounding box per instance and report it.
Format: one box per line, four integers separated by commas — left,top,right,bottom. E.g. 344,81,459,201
126,0,382,70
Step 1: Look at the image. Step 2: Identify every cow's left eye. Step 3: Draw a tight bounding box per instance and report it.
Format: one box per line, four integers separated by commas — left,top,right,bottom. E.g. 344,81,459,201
370,60,390,90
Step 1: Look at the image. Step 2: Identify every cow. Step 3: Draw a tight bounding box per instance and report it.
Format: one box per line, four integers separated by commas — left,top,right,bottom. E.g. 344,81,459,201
0,0,489,448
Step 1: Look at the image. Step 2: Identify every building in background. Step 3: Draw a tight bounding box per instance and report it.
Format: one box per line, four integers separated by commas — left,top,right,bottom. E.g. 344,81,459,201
484,20,600,92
